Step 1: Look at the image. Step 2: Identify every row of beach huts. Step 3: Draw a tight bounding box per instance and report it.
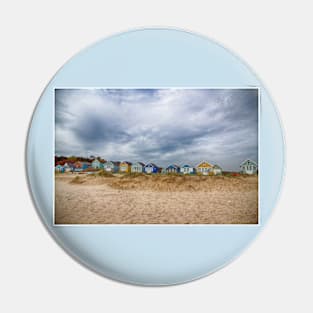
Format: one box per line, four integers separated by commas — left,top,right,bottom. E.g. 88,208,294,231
55,158,258,175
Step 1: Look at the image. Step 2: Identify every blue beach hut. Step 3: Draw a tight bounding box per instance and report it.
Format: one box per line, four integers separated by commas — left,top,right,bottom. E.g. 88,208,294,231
166,164,180,174
144,163,159,174
180,164,196,175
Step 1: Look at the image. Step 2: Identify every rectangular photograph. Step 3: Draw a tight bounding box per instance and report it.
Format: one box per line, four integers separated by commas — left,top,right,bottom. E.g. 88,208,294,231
54,88,259,224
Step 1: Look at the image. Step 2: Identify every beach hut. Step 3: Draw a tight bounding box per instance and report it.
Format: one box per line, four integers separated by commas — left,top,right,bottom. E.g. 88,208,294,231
240,159,258,175
74,161,81,171
104,161,120,173
73,161,91,172
166,164,180,174
55,164,64,173
120,161,132,173
180,164,196,175
196,161,213,175
131,162,145,173
91,158,105,169
66,162,75,172
63,162,72,172
144,163,159,174
81,161,91,169
212,164,223,175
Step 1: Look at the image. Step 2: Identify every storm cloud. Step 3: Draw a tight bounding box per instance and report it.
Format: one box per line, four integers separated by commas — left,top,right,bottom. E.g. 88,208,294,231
55,88,258,171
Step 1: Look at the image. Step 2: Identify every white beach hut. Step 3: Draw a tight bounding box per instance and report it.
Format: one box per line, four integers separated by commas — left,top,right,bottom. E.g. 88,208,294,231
240,159,258,175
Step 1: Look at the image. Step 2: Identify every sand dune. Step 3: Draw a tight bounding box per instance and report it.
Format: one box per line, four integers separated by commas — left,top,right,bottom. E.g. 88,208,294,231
55,173,258,224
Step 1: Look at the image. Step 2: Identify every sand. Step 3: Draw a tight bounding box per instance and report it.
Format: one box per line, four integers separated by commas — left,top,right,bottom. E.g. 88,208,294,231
55,173,258,224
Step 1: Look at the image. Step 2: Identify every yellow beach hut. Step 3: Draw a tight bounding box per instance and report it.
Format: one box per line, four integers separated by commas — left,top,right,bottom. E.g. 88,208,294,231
196,161,213,175
120,161,132,173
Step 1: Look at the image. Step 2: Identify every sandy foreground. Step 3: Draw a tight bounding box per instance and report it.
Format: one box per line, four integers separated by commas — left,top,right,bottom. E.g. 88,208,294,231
55,173,258,224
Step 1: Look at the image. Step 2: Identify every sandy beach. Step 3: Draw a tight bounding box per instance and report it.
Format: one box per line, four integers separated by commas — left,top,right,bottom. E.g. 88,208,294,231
54,173,258,224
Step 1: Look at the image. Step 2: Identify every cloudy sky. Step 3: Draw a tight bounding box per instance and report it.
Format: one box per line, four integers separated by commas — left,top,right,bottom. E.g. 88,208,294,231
55,88,258,171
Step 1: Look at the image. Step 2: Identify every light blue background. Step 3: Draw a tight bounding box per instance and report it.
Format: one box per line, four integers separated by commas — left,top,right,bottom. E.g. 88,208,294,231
26,28,285,285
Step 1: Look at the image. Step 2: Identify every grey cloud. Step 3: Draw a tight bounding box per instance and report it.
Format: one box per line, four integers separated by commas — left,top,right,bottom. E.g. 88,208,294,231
55,88,258,171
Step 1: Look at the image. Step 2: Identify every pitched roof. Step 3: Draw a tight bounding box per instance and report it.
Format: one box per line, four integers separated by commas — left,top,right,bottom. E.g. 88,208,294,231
166,164,180,169
240,159,257,167
145,163,159,168
121,161,132,165
106,161,120,166
196,161,213,167
133,162,145,166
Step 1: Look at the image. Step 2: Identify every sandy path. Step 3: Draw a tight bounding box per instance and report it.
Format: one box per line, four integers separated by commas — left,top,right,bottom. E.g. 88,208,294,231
55,176,258,224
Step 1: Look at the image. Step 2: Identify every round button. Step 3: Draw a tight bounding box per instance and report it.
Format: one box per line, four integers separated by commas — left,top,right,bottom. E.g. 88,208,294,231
26,28,285,285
